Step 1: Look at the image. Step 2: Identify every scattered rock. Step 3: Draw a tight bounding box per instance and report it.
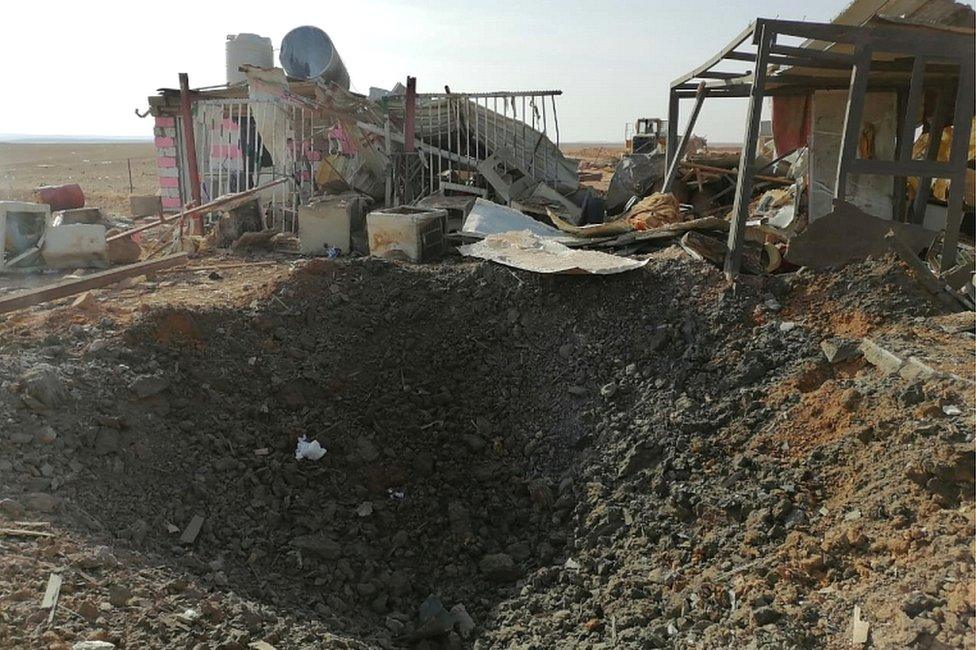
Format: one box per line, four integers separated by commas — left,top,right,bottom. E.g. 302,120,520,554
0,498,25,518
16,364,69,411
479,553,519,583
450,604,475,639
820,337,862,364
128,374,169,399
752,606,783,626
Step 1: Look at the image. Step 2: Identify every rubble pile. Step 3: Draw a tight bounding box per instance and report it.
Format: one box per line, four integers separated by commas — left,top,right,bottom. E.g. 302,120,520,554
0,253,972,648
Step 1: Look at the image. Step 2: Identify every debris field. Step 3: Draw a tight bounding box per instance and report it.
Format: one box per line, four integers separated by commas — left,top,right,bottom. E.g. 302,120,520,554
1,3,975,649
0,249,973,649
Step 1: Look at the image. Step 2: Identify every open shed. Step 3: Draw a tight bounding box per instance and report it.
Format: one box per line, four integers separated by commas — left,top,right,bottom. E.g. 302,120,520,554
666,0,975,276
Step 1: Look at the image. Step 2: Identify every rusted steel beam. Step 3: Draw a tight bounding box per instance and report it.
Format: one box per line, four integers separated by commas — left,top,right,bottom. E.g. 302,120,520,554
178,73,203,233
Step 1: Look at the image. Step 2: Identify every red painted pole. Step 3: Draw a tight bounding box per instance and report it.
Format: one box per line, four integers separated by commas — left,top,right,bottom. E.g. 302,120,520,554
178,73,203,234
403,76,416,154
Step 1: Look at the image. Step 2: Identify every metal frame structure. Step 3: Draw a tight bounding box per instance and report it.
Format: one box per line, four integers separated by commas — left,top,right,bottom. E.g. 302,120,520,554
668,18,975,277
380,88,568,201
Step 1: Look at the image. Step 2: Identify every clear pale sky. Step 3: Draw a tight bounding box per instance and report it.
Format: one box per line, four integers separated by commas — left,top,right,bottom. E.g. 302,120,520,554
2,0,972,143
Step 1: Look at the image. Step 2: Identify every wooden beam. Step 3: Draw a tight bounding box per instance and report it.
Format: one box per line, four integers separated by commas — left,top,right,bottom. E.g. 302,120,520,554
0,254,188,316
725,25,773,279
106,178,288,243
663,83,708,193
671,22,756,88
940,60,975,269
403,76,417,154
178,73,202,233
835,45,872,201
680,162,794,185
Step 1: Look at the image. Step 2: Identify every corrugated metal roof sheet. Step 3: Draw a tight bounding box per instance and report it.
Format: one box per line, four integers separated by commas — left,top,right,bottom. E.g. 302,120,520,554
830,0,974,30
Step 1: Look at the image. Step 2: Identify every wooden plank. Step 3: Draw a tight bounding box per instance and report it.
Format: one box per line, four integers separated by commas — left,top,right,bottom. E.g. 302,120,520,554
40,573,62,609
725,25,773,279
180,514,205,544
107,178,288,243
2,245,41,269
663,83,708,193
887,230,968,310
680,162,793,185
0,253,188,316
835,45,873,201
0,528,55,538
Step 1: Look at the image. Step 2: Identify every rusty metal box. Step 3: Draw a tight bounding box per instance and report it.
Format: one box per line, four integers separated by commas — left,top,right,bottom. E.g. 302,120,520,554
366,206,447,263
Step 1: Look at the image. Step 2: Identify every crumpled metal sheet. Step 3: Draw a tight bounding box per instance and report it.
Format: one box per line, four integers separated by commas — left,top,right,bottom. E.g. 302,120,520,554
462,199,563,239
458,230,647,275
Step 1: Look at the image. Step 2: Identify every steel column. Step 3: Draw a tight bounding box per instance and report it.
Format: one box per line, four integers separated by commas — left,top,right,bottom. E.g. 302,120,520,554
724,26,773,278
663,82,707,192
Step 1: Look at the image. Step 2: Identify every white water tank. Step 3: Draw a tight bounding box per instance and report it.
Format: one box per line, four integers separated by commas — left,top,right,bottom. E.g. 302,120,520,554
225,33,273,85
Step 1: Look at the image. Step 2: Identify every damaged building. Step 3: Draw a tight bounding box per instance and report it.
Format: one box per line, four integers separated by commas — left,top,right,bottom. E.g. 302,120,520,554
143,25,585,258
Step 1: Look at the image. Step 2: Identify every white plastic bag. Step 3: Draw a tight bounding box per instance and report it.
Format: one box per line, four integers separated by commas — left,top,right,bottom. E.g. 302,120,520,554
295,435,327,461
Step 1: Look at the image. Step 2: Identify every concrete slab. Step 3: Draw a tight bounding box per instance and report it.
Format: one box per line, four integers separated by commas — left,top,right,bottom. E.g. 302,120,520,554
41,224,109,269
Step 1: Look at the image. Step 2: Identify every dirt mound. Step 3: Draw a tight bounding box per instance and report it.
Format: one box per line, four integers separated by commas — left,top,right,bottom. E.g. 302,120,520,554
0,255,972,648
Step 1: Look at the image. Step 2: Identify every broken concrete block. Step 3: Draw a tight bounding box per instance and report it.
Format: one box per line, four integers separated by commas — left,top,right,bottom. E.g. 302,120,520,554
820,337,862,364
859,338,904,375
106,229,142,265
298,192,362,255
899,356,938,382
41,224,109,269
129,195,163,218
54,207,104,225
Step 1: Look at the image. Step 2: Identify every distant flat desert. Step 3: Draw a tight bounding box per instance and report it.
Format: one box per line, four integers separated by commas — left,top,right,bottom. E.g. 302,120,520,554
0,142,157,215
0,140,738,216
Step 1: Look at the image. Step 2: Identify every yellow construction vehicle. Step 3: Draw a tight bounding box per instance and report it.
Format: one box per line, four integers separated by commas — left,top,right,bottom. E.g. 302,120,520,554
627,118,667,154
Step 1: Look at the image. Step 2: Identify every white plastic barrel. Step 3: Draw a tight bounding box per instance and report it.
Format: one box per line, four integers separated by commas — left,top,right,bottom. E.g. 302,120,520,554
226,34,274,85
